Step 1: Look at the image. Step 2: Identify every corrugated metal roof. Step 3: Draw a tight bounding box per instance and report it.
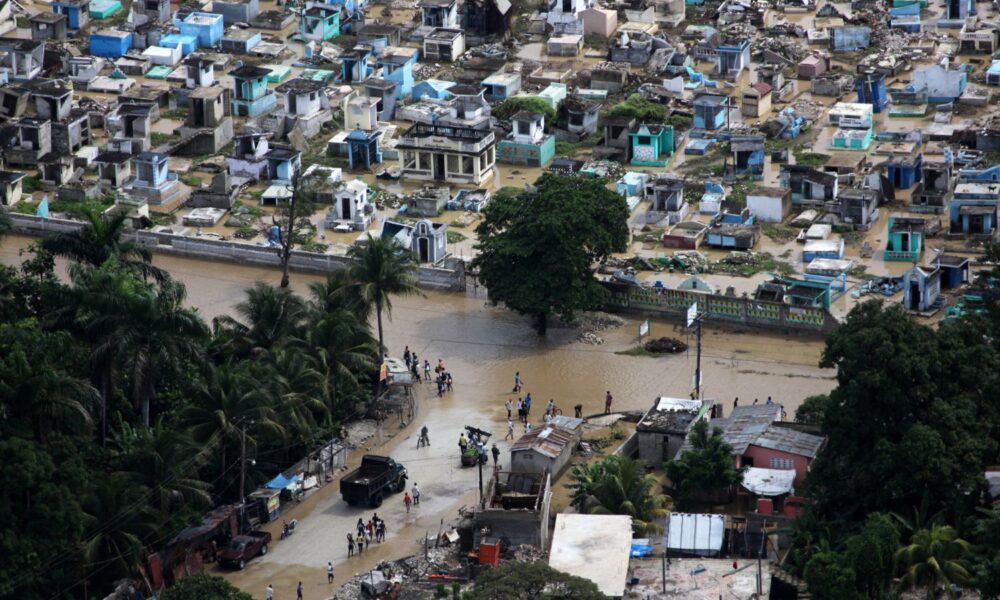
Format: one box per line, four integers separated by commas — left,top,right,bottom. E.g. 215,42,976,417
752,425,825,458
511,425,577,459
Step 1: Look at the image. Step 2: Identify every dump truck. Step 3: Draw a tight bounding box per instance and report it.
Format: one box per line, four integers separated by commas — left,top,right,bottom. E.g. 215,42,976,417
340,455,407,508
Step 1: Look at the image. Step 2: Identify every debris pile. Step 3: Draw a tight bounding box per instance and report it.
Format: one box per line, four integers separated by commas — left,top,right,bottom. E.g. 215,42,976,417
644,337,689,354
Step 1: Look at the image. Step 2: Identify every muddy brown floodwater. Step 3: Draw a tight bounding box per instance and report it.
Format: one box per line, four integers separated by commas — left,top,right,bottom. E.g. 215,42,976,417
0,235,836,598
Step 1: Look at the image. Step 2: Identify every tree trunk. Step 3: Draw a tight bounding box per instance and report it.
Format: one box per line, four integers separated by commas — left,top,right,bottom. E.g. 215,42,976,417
141,376,155,428
99,361,111,445
280,180,299,289
375,302,385,397
534,312,548,335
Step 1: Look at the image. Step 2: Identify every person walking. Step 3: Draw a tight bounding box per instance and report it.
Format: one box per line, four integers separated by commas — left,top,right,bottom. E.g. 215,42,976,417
404,346,411,367
327,562,335,583
505,418,514,440
404,492,412,513
411,359,420,381
733,397,739,410
545,399,555,417
356,518,365,538
505,398,513,419
296,581,303,600
411,482,420,505
458,433,468,453
604,390,613,414
524,394,532,418
265,584,274,600
347,533,355,557
356,535,363,556
516,398,524,423
446,372,453,391
513,371,522,393
418,425,430,447
491,443,500,465
377,519,386,542
423,360,431,381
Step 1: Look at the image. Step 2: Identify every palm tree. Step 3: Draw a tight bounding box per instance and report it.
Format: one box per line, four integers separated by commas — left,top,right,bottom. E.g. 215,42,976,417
347,234,421,382
90,278,208,428
118,425,213,513
81,474,158,592
213,282,307,358
40,208,167,281
179,364,285,492
308,270,371,321
260,347,330,434
568,455,671,534
0,345,97,442
895,524,972,599
296,308,375,420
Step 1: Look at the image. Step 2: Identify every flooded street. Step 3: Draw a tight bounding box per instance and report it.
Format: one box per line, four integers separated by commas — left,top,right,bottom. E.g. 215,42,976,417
0,234,835,596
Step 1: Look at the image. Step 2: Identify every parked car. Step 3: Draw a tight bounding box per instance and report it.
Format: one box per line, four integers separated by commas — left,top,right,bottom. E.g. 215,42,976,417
219,531,271,570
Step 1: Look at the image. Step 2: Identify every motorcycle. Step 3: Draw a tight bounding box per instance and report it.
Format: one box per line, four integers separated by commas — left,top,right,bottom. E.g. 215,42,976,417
280,519,298,540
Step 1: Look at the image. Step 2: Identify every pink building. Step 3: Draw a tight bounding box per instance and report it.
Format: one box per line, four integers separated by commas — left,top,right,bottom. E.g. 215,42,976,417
797,54,831,80
580,7,617,38
742,426,825,488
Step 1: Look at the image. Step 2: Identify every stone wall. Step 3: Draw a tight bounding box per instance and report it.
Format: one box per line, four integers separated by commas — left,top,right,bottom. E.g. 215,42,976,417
603,281,840,335
8,213,466,291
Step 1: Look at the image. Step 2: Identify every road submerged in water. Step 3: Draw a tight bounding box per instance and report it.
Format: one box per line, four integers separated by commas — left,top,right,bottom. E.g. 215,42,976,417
0,235,837,599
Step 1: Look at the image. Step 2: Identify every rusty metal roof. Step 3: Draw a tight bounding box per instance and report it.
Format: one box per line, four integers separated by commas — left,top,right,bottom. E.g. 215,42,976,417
511,424,577,459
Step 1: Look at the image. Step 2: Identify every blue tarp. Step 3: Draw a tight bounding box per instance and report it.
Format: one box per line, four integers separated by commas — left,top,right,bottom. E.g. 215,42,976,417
265,473,301,489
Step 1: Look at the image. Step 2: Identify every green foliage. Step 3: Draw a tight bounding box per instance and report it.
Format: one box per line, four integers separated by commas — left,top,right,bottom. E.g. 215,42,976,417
493,97,556,126
48,195,117,219
608,94,666,122
554,141,578,157
567,454,670,534
472,174,629,334
665,419,745,509
160,573,254,600
794,394,830,425
667,114,693,131
150,132,176,146
22,175,41,194
807,302,998,521
182,175,203,187
804,551,862,600
895,525,972,597
845,513,900,598
469,561,606,600
446,230,466,244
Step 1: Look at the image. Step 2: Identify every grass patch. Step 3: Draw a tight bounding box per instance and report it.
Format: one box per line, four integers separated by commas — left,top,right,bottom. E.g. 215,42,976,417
713,252,789,277
555,141,579,157
182,175,203,187
583,33,611,51
232,199,263,218
761,223,799,243
234,223,258,239
303,154,347,169
150,132,176,146
667,115,693,131
12,200,35,215
49,195,115,218
448,219,467,228
446,230,467,244
793,148,829,167
301,241,329,253
847,264,869,279
22,176,41,194
161,108,189,120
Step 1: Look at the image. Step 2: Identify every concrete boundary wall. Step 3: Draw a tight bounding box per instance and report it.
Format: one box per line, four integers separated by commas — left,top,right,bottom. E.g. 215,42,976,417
8,213,465,291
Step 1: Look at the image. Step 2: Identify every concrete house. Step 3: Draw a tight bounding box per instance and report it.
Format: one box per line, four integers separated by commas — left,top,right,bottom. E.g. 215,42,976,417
692,93,729,130
340,46,373,84
637,397,710,465
299,3,340,41
345,126,383,170
546,0,587,35
0,171,26,206
5,118,52,167
377,47,418,99
746,187,791,223
178,12,224,49
133,0,171,24
106,103,154,152
229,65,276,117
463,0,513,38
51,0,90,29
481,71,521,102
911,63,968,103
510,422,581,477
474,471,552,549
412,79,456,101
227,128,301,182
64,56,105,85
597,115,635,162
580,6,617,37
94,151,133,188
902,265,941,312
423,28,464,62
629,123,673,167
797,54,830,79
270,78,332,139
950,182,999,236
913,159,955,212
742,83,772,118
731,134,765,178
498,111,556,168
179,86,235,155
561,95,600,139
743,424,825,488
127,151,185,209
397,123,496,186
30,13,68,42
0,39,45,80
715,39,750,80
856,73,888,113
645,173,687,224
780,165,838,204
90,30,134,58
838,188,880,230
327,178,373,231
830,25,870,52
884,216,924,261
419,0,458,28
212,0,260,25
379,218,449,262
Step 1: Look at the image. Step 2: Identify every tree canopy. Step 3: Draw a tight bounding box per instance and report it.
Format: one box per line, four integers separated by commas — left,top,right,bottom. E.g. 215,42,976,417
469,561,606,600
665,419,745,510
159,573,253,600
568,454,670,534
472,174,629,334
492,97,557,127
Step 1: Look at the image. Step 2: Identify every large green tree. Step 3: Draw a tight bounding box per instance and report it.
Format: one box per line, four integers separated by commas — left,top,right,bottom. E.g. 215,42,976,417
665,419,745,509
806,302,997,521
159,573,253,600
473,174,629,334
469,561,606,600
895,524,972,599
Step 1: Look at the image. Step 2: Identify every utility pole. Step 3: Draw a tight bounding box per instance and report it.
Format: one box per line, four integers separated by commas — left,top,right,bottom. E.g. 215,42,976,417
477,455,484,508
695,314,703,400
238,419,249,534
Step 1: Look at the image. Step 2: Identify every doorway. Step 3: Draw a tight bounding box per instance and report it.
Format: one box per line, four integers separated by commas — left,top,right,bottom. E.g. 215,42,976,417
340,197,351,220
418,237,429,262
434,154,445,181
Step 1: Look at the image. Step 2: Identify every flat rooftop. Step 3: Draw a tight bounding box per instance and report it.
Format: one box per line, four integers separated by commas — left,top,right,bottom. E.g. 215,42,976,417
549,514,632,597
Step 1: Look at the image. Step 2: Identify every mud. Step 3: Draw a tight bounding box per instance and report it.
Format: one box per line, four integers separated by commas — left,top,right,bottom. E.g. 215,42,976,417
0,235,835,598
